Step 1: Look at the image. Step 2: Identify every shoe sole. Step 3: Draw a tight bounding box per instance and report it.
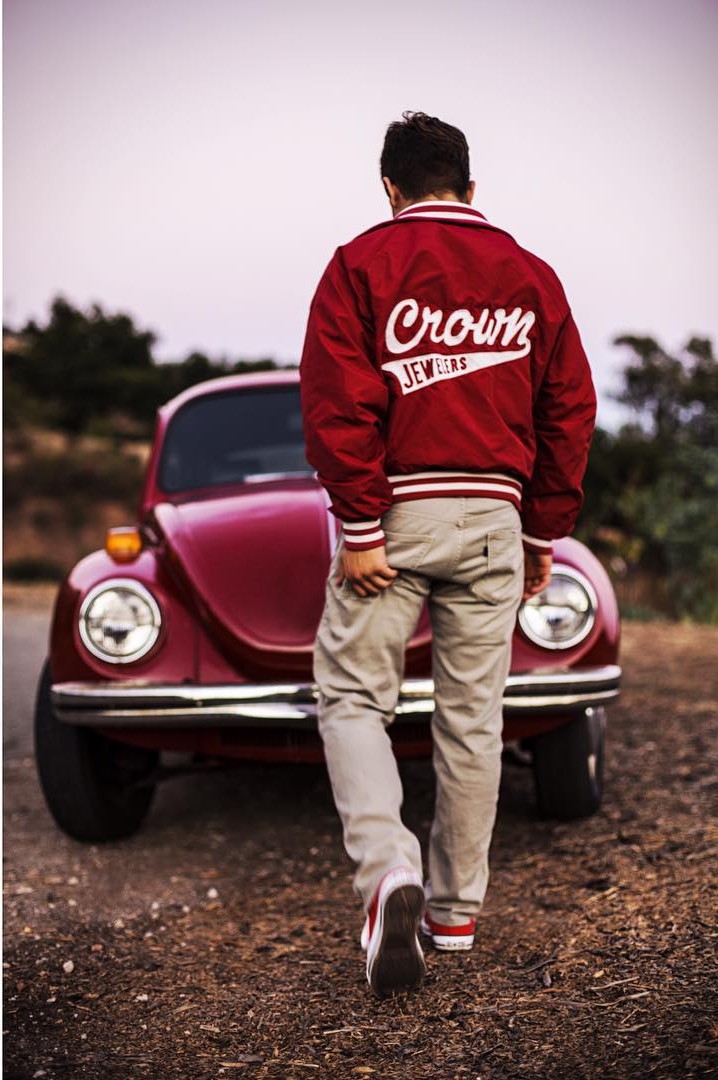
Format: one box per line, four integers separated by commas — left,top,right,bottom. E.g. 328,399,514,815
431,935,475,951
368,884,426,997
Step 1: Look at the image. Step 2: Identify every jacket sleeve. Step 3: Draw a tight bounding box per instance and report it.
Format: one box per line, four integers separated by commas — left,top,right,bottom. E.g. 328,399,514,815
299,247,393,551
521,311,597,555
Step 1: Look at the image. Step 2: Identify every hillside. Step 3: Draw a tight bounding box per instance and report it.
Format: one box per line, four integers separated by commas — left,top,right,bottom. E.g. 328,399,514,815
3,426,149,579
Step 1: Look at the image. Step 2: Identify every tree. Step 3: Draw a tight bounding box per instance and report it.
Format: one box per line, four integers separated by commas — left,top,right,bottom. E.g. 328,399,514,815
579,335,718,621
5,297,158,433
3,296,284,437
613,334,718,447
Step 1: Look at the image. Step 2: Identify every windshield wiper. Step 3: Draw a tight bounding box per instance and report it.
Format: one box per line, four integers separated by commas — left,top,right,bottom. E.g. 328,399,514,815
242,471,314,483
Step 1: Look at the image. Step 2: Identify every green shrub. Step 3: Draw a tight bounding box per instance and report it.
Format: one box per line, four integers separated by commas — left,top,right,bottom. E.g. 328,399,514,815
4,556,66,582
4,449,144,510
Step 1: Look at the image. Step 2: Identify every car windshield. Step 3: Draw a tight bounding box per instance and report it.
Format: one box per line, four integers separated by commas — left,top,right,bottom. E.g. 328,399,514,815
158,385,312,493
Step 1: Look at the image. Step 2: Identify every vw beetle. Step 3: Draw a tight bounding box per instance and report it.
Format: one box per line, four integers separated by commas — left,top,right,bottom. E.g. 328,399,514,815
35,370,621,840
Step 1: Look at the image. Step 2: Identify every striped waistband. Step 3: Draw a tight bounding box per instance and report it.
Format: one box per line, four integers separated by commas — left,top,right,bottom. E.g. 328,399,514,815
387,470,522,508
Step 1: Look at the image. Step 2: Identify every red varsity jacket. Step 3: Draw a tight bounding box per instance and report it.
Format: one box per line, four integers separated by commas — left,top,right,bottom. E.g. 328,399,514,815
299,200,597,555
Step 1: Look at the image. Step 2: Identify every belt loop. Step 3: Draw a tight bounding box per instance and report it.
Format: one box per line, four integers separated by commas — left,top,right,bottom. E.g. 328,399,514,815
457,496,466,528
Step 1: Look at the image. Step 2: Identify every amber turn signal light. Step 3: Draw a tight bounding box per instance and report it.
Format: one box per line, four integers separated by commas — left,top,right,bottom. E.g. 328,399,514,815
105,526,143,563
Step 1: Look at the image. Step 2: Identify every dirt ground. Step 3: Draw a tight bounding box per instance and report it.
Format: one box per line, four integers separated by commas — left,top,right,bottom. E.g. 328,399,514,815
3,614,718,1079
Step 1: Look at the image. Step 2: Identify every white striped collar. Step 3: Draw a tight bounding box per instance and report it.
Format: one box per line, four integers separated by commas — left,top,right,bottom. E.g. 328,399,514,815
395,200,488,225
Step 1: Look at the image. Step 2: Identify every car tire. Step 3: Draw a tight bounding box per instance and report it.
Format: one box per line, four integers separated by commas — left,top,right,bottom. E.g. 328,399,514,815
532,707,606,820
34,659,159,842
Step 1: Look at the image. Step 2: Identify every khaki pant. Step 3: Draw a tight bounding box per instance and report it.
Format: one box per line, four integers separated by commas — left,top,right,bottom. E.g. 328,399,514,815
314,497,524,926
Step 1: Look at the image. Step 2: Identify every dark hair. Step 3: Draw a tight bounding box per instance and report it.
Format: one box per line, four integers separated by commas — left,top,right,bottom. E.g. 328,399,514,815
380,111,470,200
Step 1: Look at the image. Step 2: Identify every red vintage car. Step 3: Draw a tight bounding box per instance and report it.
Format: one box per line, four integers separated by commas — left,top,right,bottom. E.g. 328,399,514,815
35,370,621,841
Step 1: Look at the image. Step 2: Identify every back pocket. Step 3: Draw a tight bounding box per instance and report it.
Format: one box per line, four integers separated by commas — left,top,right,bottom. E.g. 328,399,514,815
470,528,522,605
383,530,433,572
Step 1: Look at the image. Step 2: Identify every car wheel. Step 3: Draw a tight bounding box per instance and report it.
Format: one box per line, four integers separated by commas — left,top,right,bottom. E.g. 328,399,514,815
532,707,606,821
34,659,159,842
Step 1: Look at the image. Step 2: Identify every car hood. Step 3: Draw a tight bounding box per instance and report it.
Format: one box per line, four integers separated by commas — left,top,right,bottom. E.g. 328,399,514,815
147,486,614,682
151,483,344,675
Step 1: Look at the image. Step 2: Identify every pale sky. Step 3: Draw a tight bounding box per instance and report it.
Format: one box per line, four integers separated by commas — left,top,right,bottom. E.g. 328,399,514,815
4,0,717,428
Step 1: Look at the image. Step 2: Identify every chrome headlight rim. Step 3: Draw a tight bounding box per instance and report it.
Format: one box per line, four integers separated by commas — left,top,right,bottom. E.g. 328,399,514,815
518,563,598,651
78,578,162,665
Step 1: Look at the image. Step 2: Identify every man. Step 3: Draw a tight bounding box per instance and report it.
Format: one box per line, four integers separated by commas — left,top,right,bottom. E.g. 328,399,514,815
299,111,596,997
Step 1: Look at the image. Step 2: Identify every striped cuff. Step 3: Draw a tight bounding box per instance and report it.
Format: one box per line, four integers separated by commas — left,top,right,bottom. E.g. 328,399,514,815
340,519,387,551
522,533,554,556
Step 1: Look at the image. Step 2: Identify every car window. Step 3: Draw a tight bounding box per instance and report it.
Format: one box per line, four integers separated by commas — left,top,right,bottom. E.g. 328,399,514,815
158,386,312,493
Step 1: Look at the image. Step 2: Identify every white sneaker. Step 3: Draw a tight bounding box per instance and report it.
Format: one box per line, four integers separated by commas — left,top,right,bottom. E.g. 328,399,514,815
362,867,426,997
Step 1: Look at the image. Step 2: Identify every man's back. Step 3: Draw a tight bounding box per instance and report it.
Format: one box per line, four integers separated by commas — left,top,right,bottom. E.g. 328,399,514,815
302,199,596,547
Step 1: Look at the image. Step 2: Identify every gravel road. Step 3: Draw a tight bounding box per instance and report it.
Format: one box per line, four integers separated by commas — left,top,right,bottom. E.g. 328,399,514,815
3,585,717,1079
3,584,56,760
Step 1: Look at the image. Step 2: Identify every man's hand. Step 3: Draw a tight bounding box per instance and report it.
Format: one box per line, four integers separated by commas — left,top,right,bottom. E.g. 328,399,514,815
337,545,398,597
523,552,552,601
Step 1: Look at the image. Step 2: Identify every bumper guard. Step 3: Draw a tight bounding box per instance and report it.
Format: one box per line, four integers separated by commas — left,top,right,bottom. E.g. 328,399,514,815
51,665,621,728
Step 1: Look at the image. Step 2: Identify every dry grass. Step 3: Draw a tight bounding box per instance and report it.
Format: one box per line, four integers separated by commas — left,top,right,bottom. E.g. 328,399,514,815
3,622,718,1078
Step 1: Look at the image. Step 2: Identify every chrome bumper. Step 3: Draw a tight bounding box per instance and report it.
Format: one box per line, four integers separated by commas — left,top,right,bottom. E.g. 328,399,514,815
51,665,621,728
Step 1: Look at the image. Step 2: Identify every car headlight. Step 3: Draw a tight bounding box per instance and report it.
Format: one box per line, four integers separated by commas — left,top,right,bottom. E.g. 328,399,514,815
78,579,161,663
518,564,597,650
